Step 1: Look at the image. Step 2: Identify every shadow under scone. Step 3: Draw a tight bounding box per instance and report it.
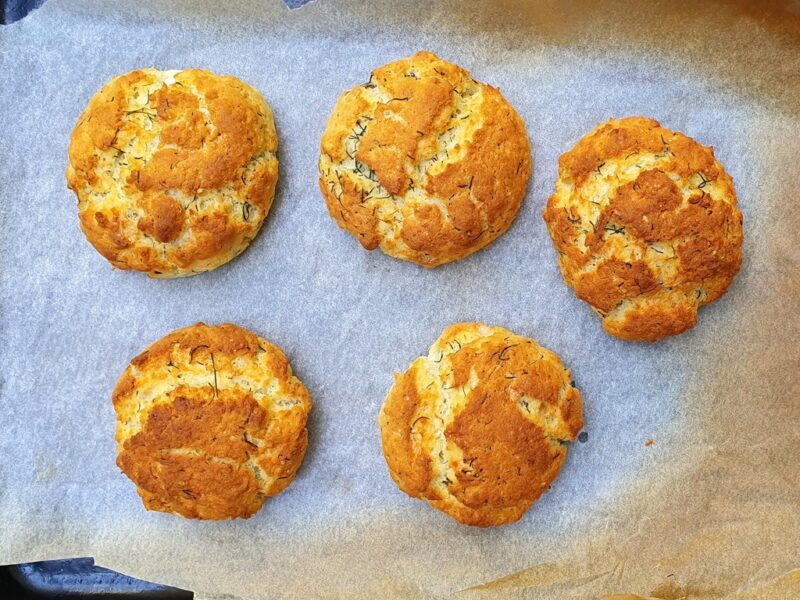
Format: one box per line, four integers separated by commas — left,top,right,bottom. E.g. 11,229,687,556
319,51,531,268
378,322,583,527
113,323,311,519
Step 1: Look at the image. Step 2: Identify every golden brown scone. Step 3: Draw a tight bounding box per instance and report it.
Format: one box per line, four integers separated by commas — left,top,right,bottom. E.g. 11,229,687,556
378,323,583,527
319,51,531,267
113,323,311,519
543,117,743,342
67,69,279,277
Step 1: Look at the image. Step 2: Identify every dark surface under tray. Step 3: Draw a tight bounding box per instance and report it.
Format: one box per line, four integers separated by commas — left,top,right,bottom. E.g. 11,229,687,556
1,0,310,24
0,559,192,599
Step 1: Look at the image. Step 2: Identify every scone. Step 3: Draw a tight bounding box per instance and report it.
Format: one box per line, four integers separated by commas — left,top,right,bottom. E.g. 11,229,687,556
67,68,279,277
319,51,531,267
113,323,311,519
378,323,583,527
543,117,743,342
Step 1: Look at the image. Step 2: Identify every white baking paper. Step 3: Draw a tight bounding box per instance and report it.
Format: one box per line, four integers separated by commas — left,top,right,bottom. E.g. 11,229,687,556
1,1,798,598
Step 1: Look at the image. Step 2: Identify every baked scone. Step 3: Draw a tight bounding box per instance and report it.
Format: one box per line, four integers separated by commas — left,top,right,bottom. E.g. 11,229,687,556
67,68,278,277
378,323,583,527
113,323,311,519
319,51,531,267
543,117,743,341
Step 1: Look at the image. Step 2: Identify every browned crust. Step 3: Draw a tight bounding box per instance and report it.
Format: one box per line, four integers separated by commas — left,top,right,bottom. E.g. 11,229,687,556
113,323,311,519
543,116,743,341
378,323,583,527
66,69,279,277
378,368,436,500
319,51,531,267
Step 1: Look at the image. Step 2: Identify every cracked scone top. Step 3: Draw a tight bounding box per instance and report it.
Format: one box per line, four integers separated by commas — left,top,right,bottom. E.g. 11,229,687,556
319,51,531,267
113,323,311,519
66,69,278,277
543,117,743,342
378,323,583,527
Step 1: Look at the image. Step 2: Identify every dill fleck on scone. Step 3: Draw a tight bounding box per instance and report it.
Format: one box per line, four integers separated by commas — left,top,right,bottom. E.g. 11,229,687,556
66,69,279,277
543,117,743,342
319,51,531,267
378,323,583,527
113,323,311,519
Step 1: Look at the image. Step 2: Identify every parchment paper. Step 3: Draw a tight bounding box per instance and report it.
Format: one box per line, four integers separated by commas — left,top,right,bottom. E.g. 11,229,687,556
1,1,799,598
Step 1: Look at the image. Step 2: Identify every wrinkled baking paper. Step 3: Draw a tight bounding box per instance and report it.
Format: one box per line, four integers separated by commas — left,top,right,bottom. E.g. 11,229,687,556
1,1,798,598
